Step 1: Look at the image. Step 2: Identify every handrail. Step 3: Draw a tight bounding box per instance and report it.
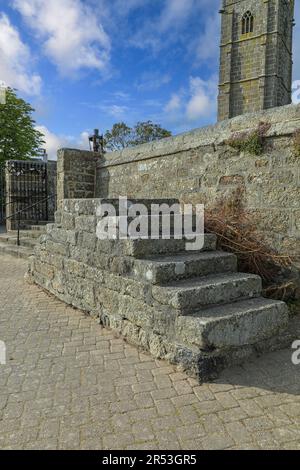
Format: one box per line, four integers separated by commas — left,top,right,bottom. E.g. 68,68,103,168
4,194,54,221
1,199,34,208
3,194,55,246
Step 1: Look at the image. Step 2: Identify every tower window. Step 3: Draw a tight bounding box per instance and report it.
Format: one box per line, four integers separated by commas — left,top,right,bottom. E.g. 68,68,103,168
242,11,254,34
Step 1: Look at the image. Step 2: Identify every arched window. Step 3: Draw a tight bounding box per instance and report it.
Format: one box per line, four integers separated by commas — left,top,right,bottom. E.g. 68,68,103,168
242,11,254,34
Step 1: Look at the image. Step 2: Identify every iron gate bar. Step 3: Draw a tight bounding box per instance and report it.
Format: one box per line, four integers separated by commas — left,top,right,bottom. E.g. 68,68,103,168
0,163,6,224
6,160,48,228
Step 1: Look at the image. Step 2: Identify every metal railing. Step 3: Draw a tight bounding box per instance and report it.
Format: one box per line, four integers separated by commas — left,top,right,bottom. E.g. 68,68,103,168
3,194,55,246
1,159,49,225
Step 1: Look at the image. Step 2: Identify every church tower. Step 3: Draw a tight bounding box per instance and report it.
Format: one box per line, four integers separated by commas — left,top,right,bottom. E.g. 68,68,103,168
218,0,295,121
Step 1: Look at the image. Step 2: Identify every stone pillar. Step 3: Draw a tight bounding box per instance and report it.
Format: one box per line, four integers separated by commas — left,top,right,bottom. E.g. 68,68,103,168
57,148,102,207
47,161,57,220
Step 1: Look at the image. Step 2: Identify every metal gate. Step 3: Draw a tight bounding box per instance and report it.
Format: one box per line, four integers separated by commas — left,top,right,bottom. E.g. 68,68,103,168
6,160,48,228
0,163,6,224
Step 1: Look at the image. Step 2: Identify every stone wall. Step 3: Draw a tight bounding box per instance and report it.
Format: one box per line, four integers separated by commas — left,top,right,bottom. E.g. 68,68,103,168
96,104,300,258
47,161,57,221
57,149,101,207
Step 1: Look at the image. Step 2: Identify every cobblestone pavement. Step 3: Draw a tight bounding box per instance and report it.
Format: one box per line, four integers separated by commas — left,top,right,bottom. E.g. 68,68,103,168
0,255,300,450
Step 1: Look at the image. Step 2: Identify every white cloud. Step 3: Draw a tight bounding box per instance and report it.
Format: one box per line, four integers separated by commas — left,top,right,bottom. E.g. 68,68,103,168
194,12,220,64
12,0,111,76
129,0,219,54
100,104,129,118
129,0,196,52
186,76,216,121
77,131,90,148
36,125,90,160
135,72,171,91
158,0,196,32
0,13,41,95
164,75,217,129
164,93,181,113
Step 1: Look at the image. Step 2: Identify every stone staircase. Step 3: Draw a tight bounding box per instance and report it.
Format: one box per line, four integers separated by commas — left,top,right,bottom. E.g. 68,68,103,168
121,235,290,379
27,198,291,381
0,222,48,259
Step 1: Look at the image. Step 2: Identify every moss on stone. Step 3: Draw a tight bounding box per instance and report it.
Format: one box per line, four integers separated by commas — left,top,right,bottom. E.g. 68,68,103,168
226,121,271,156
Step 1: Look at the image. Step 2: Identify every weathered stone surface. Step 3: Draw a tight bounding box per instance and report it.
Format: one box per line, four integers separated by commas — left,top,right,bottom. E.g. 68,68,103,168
28,198,293,381
151,273,262,313
175,298,289,350
116,235,217,258
132,251,237,284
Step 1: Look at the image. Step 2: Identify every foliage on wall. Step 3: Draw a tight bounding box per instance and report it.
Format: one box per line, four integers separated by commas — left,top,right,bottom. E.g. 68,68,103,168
225,121,271,156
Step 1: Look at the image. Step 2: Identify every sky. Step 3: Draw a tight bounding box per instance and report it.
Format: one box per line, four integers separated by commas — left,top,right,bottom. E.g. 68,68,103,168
0,0,300,160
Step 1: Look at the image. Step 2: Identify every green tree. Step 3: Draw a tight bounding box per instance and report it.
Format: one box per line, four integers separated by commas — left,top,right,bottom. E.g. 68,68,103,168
103,122,132,152
104,120,171,151
133,121,172,145
0,88,45,165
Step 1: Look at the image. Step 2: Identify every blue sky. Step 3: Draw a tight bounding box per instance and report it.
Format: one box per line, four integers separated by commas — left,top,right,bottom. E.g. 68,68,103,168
0,0,300,159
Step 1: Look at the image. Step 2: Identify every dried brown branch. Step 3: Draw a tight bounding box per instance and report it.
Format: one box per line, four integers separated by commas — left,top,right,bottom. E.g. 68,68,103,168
205,188,299,300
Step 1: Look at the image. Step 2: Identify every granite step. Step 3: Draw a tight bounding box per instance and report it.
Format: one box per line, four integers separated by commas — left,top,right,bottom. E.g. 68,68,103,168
132,251,237,284
24,224,47,231
175,297,289,350
21,220,50,226
94,217,204,244
7,230,44,239
151,272,262,314
0,236,37,248
0,241,33,259
95,234,217,258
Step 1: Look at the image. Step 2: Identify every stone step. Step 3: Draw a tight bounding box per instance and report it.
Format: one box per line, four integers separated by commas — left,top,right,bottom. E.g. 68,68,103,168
0,241,33,259
100,214,202,237
24,224,47,231
152,272,262,314
7,230,44,239
132,251,237,284
0,236,38,248
175,297,289,350
97,234,217,258
19,220,51,226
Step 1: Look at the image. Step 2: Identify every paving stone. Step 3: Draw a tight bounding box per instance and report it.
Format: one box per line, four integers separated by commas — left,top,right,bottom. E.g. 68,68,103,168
243,416,275,432
201,432,235,450
193,386,215,402
238,398,264,417
175,423,206,442
225,421,253,444
0,255,300,450
176,405,200,425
